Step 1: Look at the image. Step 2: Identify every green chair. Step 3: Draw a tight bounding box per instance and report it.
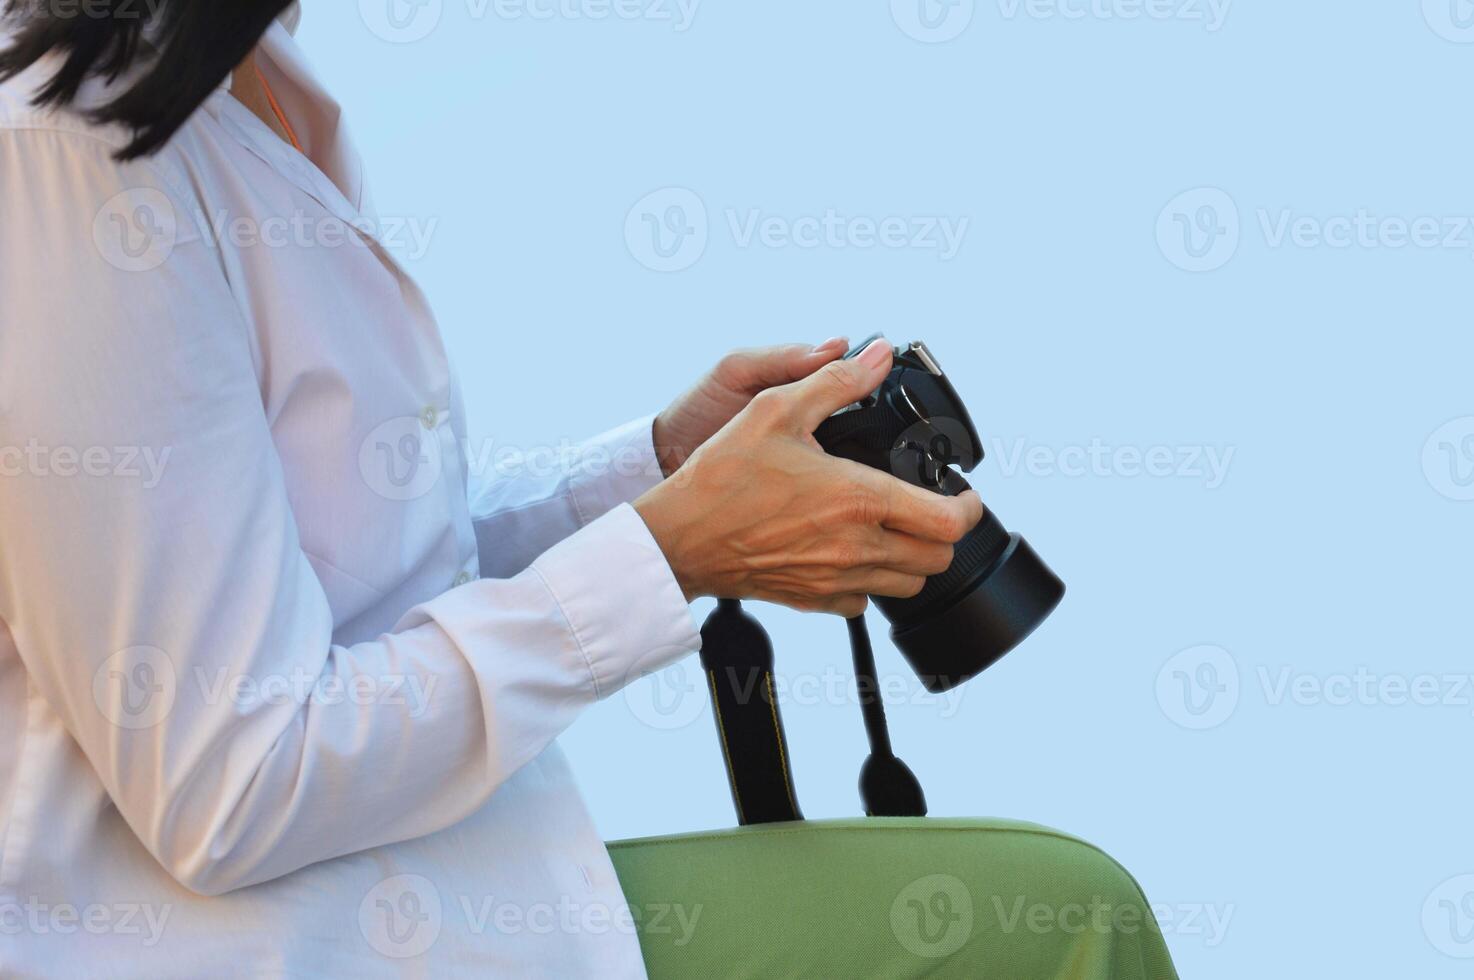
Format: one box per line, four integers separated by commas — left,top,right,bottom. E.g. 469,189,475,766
611,817,1180,979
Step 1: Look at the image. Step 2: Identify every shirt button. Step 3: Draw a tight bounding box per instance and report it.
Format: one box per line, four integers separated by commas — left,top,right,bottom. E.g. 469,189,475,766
420,406,439,429
453,571,472,587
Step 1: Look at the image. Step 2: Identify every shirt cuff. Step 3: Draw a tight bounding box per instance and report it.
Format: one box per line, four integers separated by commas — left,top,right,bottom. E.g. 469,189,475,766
531,502,701,700
568,414,666,527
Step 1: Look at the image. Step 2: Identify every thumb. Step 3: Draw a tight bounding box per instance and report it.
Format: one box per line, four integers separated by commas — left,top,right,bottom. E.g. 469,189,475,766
784,337,894,433
721,338,848,392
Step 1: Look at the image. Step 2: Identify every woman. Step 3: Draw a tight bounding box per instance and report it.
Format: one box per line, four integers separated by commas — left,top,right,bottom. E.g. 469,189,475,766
0,2,980,975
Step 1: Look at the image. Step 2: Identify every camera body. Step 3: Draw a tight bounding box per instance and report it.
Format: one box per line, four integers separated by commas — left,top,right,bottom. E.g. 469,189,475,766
814,338,1066,692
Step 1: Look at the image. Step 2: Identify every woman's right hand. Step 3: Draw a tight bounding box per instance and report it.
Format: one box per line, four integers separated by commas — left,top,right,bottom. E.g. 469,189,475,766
634,339,985,617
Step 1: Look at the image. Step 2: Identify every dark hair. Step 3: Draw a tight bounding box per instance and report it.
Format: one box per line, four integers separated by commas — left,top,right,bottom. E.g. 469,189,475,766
0,0,293,159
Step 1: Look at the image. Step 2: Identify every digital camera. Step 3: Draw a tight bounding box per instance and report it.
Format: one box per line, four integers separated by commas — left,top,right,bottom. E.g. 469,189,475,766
814,337,1066,692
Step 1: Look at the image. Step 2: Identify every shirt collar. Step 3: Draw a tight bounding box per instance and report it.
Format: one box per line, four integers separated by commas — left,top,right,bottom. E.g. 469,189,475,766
279,3,303,37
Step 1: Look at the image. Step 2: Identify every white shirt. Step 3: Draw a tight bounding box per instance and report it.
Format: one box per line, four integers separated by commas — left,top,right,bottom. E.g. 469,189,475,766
0,10,701,978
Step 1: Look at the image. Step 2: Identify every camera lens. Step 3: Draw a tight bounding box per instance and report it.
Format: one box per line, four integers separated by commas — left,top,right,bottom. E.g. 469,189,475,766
873,509,1065,693
814,337,1066,692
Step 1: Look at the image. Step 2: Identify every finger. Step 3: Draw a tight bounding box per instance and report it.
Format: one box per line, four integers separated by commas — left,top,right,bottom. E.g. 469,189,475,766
721,339,849,393
773,592,870,619
825,594,871,619
867,475,984,544
776,337,894,433
813,526,953,577
838,568,928,600
871,530,956,577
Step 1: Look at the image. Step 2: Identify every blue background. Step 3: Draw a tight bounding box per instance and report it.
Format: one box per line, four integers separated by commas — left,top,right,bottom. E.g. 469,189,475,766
300,2,1473,975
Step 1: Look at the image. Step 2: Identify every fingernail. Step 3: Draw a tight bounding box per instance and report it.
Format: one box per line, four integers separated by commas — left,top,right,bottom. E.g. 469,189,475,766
813,336,847,353
857,337,892,369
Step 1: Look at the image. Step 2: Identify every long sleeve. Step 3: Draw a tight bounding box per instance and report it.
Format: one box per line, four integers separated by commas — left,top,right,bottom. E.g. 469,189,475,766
0,127,701,896
468,415,668,579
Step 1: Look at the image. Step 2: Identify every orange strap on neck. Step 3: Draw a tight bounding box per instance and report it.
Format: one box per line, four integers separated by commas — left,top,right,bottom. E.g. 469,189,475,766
253,62,304,154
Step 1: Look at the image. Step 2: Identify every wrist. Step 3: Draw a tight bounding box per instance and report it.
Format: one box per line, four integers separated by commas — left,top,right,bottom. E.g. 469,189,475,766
650,413,686,479
634,482,703,602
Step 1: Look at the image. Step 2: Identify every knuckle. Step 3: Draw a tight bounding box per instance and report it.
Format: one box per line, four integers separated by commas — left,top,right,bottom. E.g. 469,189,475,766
837,485,880,526
746,388,785,422
928,545,956,575
797,571,842,599
715,350,745,379
902,576,927,598
936,507,969,543
817,361,858,397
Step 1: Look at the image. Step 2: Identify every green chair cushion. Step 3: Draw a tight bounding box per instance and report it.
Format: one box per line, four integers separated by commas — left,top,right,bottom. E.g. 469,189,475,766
609,817,1180,980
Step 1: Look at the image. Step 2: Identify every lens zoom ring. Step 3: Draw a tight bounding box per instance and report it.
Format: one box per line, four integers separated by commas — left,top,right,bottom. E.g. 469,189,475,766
877,509,1010,623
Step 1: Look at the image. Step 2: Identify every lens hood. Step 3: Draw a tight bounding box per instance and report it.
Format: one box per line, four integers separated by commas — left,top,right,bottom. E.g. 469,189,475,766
888,533,1065,693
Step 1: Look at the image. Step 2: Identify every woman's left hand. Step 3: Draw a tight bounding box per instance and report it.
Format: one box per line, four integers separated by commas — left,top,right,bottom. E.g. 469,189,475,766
653,338,850,476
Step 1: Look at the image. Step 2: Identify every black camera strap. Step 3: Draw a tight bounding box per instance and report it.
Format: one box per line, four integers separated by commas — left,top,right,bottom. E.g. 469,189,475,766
700,599,927,825
699,600,803,825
